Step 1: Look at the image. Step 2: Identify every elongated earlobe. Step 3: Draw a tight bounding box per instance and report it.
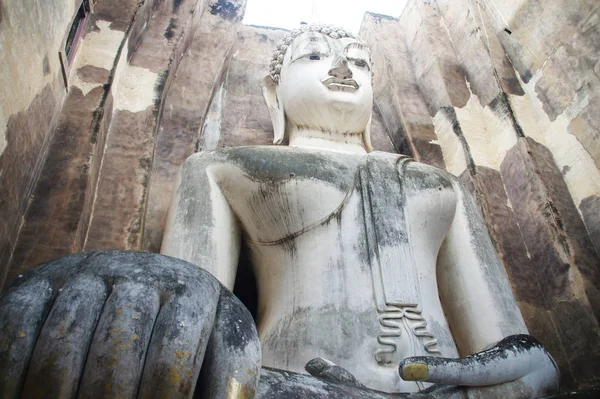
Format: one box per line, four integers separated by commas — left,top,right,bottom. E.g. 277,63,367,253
362,112,373,152
261,76,286,145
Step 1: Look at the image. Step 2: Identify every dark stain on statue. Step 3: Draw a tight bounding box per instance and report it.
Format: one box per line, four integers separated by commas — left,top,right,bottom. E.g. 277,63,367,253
221,147,360,192
405,162,452,190
217,288,258,350
164,17,177,40
0,0,4,25
209,0,242,21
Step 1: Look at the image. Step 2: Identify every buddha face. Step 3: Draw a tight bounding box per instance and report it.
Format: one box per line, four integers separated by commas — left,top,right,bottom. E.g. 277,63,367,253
277,32,373,136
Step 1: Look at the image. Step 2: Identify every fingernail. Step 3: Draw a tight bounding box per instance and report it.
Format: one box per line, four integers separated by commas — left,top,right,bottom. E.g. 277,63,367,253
402,362,428,381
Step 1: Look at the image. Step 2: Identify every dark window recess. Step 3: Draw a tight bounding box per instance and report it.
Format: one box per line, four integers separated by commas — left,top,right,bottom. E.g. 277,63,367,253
65,1,90,65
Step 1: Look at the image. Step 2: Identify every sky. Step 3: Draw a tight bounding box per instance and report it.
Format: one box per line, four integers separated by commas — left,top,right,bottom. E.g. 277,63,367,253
243,0,408,34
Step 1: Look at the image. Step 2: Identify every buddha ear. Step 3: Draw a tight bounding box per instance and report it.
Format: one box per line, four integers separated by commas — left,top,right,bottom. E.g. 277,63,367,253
261,76,286,145
362,112,374,152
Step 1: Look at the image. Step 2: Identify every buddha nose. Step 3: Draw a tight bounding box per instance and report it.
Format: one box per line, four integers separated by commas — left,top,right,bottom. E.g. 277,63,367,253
328,54,353,79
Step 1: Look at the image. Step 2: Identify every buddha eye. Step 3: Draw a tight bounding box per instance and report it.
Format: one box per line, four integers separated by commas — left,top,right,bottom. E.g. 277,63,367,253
354,59,368,68
309,54,321,60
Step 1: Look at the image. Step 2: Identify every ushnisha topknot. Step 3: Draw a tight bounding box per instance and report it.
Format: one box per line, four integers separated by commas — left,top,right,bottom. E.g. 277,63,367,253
268,24,372,83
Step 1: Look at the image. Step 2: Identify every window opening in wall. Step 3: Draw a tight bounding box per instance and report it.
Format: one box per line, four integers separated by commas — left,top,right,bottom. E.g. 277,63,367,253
65,0,90,65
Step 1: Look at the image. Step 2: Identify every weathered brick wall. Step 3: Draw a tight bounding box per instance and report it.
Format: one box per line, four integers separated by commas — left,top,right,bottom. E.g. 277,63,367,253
0,0,215,285
0,0,86,287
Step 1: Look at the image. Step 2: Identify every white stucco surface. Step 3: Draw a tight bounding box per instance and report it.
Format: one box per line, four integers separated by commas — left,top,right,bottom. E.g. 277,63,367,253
510,71,600,208
114,65,159,113
69,20,125,96
432,111,468,176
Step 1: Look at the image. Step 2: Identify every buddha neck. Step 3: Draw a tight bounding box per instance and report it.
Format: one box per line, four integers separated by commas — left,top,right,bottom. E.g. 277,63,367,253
288,126,367,154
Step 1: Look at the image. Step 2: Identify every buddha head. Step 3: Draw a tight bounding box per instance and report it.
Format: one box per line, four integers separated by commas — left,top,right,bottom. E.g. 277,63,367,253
262,25,374,152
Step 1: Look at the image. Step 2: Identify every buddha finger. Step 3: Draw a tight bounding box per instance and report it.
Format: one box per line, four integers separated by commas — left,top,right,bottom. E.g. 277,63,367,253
137,278,221,398
22,274,107,398
399,334,554,387
77,281,162,398
305,357,366,388
195,288,261,399
0,275,55,398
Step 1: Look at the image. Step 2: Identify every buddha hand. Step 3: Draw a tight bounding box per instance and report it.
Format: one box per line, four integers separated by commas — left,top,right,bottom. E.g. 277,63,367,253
0,251,261,398
399,334,559,398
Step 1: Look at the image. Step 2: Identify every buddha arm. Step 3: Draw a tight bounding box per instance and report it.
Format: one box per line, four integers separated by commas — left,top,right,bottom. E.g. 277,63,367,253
161,152,242,290
436,176,528,356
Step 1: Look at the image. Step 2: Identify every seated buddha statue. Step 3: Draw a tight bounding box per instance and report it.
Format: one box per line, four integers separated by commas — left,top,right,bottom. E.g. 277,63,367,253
160,24,560,397
0,24,559,399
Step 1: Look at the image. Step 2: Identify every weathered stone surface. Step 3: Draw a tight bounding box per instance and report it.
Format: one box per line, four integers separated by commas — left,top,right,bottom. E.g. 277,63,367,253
579,195,600,253
361,13,445,168
5,87,105,284
501,137,600,387
78,281,160,397
257,367,419,398
94,0,142,32
534,6,600,121
0,276,54,397
0,85,60,285
400,0,470,114
436,0,525,104
196,288,262,398
2,1,144,290
0,0,89,287
84,108,156,250
143,4,248,252
392,5,600,389
484,0,597,83
459,167,573,388
399,335,558,395
568,86,600,170
218,27,287,147
84,0,216,251
259,336,561,398
22,275,107,398
369,106,397,154
0,251,261,398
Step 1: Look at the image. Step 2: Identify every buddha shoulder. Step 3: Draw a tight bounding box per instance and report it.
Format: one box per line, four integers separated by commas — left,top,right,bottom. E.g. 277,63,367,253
362,151,455,192
402,160,455,194
179,147,364,243
182,146,362,189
